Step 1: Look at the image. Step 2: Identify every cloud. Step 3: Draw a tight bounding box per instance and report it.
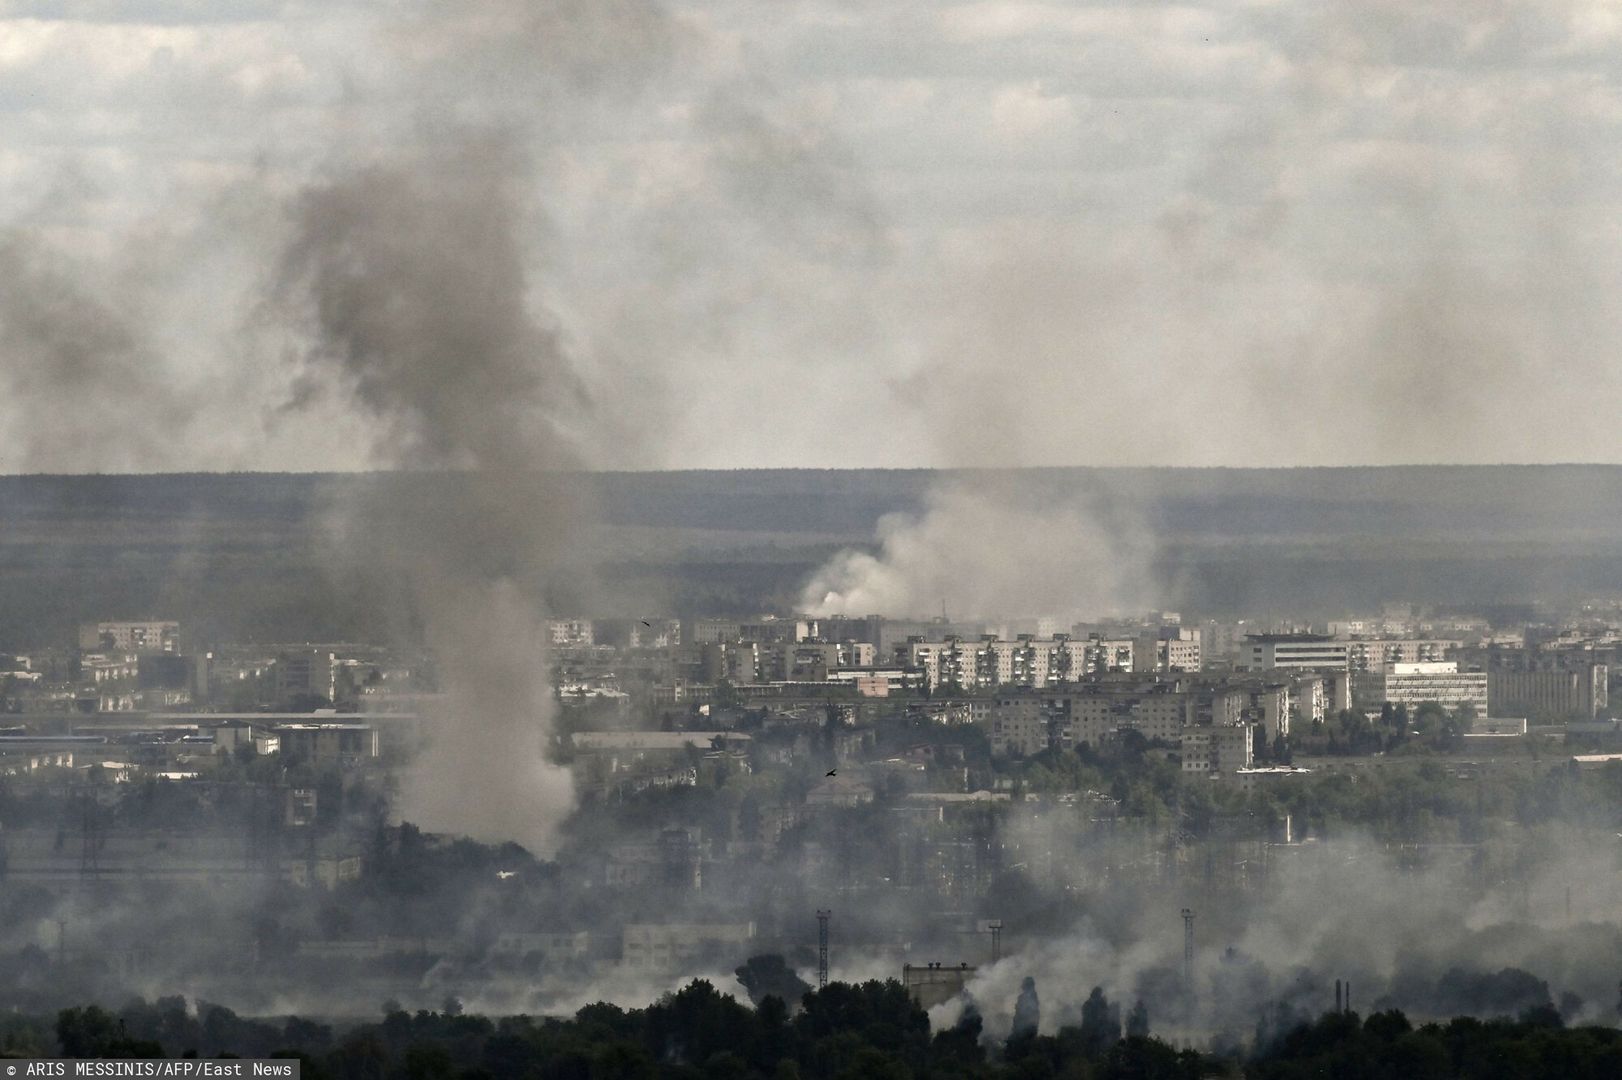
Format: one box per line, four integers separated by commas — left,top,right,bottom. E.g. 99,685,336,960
4,1,1622,469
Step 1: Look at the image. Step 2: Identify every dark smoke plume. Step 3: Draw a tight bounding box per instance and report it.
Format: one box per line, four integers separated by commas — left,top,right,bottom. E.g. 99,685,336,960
278,133,588,851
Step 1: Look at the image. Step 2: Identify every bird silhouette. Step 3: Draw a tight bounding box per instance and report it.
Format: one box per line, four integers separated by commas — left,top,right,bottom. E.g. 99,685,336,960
826,769,837,777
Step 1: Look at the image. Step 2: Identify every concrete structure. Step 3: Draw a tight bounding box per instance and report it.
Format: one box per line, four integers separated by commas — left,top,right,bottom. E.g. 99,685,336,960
621,922,755,971
604,829,705,889
1070,688,1187,745
1230,681,1287,741
1282,671,1352,724
1343,638,1462,672
79,621,180,653
1180,724,1253,774
212,720,280,757
492,930,591,963
903,963,977,1008
989,694,1056,757
0,747,75,774
826,668,920,696
274,722,379,765
1,829,361,889
688,618,808,645
1245,634,1350,672
990,671,1365,758
1354,662,1488,714
904,635,1135,693
1487,666,1607,721
1136,627,1201,672
548,619,595,646
274,650,337,703
1079,637,1136,676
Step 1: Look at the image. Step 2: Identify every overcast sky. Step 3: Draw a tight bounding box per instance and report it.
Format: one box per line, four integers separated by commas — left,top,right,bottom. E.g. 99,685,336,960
3,1,1622,472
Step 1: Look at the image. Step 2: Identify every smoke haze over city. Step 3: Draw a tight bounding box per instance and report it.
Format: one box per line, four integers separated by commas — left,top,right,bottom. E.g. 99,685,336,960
6,2,1622,1075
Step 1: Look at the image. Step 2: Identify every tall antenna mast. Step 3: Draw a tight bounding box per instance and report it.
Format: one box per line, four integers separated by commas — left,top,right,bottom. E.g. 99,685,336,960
1181,908,1195,989
816,910,831,989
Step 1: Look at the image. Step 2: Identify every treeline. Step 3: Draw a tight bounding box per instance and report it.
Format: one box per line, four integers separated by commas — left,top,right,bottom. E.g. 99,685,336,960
10,981,1622,1079
1016,739,1622,845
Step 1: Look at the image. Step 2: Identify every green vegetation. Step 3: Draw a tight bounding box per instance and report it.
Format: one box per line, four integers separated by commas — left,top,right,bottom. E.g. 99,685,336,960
1006,739,1622,846
12,985,1622,1079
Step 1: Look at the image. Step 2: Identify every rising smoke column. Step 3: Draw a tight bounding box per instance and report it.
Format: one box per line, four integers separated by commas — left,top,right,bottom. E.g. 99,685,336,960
260,0,889,850
273,0,708,852
279,137,587,852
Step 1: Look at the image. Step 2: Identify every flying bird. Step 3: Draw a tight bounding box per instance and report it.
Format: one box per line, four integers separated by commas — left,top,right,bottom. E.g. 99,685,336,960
641,620,652,627
826,769,837,777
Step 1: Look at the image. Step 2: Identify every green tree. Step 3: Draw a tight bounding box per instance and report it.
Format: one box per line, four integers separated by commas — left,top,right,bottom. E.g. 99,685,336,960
736,955,812,1009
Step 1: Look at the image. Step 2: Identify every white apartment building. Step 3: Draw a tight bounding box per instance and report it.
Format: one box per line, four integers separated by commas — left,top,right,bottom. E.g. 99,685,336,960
907,636,1135,692
1136,627,1202,672
1343,639,1461,672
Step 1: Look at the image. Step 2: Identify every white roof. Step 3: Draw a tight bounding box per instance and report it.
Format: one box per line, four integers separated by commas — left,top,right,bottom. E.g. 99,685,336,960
572,731,748,751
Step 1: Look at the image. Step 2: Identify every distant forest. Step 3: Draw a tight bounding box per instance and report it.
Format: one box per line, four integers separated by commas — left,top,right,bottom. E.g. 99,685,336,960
2,466,1622,648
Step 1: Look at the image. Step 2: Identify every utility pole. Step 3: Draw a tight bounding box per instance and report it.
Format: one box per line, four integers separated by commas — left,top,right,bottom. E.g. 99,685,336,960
816,910,831,989
1181,908,1195,989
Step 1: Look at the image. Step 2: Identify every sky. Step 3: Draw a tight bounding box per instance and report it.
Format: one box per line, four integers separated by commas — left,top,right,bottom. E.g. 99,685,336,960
3,0,1622,472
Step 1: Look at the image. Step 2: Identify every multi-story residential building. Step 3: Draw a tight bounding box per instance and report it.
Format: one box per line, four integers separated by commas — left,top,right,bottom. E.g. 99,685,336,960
79,620,180,653
1189,684,1250,730
765,641,878,681
1280,672,1345,730
547,619,595,646
1068,687,1188,745
806,615,885,648
905,635,1134,692
274,650,337,703
989,694,1056,757
1180,724,1253,774
1135,627,1201,672
687,618,809,645
905,638,987,691
1199,620,1254,665
1342,638,1462,672
1076,637,1135,676
989,675,1292,760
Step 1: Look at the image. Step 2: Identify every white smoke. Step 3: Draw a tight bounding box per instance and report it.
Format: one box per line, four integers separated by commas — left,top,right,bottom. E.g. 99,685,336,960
801,476,1152,622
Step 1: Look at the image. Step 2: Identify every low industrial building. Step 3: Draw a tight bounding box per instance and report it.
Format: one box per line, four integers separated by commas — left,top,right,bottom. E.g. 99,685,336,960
902,962,977,1008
